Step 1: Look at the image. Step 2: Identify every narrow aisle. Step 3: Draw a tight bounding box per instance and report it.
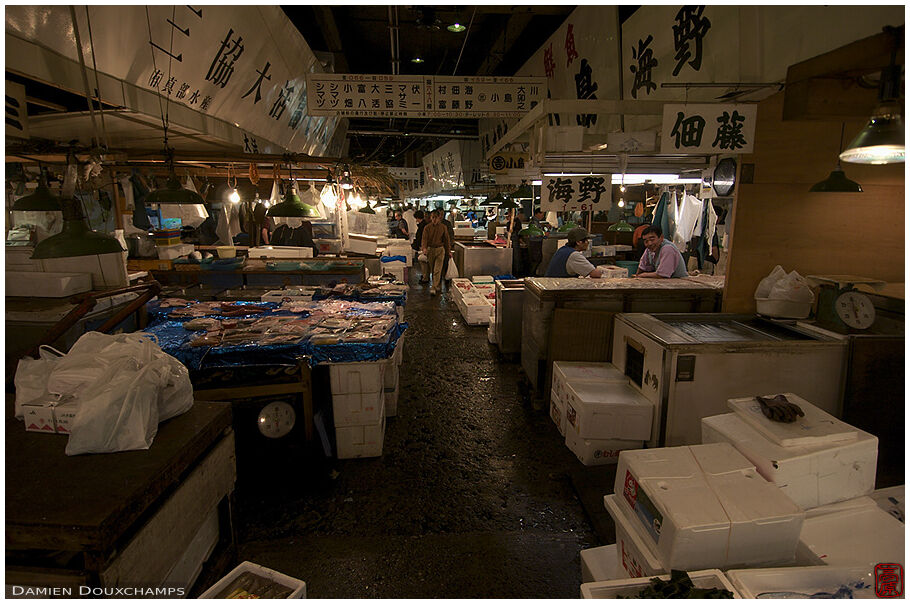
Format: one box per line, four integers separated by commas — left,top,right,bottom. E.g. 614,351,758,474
238,278,599,598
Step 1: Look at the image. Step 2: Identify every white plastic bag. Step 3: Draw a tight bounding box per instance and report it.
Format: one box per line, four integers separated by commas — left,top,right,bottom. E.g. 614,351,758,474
754,265,788,299
445,258,459,280
769,270,815,304
158,354,194,422
65,356,163,456
14,346,64,419
417,252,427,263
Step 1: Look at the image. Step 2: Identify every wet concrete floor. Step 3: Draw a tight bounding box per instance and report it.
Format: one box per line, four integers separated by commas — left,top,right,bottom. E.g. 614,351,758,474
236,276,603,597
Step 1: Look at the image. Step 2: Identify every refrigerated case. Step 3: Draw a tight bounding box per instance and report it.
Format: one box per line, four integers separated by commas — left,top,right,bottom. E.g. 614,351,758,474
453,241,512,278
611,313,848,447
495,279,525,356
521,276,724,399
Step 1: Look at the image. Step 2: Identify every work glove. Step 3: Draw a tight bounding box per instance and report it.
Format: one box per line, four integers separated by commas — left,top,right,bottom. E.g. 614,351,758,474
756,394,805,423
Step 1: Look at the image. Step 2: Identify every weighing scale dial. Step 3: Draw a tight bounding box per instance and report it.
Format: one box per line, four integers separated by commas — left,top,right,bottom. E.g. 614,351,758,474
257,401,296,438
836,291,875,330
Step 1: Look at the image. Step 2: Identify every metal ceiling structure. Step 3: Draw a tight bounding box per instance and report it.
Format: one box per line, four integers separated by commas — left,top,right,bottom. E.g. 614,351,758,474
283,5,577,165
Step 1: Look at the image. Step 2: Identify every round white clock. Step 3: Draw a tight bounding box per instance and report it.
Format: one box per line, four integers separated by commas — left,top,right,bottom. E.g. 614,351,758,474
836,291,875,330
257,401,296,438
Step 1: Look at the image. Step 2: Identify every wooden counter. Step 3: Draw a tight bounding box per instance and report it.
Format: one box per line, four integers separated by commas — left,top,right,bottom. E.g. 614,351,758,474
6,401,236,592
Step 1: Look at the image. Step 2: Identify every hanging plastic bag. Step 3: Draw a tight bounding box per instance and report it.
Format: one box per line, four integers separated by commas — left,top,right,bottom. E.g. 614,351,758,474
446,259,459,280
754,265,788,299
769,270,815,304
417,252,428,263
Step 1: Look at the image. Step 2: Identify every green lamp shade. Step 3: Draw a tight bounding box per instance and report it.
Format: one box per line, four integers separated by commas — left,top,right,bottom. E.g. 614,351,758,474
557,221,578,232
839,104,905,165
358,203,377,214
12,184,63,211
498,198,520,209
607,219,634,232
267,191,321,218
31,219,124,259
511,183,534,199
520,224,544,237
145,176,206,205
487,193,507,205
809,168,863,193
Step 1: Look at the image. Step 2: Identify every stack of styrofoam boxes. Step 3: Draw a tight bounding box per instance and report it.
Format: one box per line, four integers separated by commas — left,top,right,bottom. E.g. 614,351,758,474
454,220,475,238
329,362,386,459
553,362,652,465
606,443,804,578
701,393,900,568
450,277,494,325
383,338,403,417
381,241,412,283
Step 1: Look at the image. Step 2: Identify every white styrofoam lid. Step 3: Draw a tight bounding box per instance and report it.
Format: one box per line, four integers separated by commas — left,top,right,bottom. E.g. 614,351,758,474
702,413,877,463
804,496,877,519
728,393,858,447
689,442,755,476
619,446,703,481
706,472,803,522
799,506,905,567
648,478,732,529
554,361,627,384
727,565,877,599
569,381,651,407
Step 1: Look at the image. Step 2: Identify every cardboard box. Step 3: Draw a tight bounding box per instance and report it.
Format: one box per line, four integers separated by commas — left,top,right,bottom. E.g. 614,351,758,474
564,381,653,440
565,427,643,466
22,402,57,433
332,389,384,428
336,410,385,459
613,444,803,571
329,361,385,395
702,412,878,510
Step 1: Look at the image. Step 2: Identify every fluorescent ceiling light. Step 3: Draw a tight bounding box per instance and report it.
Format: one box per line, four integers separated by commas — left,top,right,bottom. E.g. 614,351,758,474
531,180,542,185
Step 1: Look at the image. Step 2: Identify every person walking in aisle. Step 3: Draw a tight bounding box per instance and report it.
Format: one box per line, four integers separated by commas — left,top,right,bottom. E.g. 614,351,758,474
393,211,409,239
420,209,452,296
441,212,456,288
411,210,429,284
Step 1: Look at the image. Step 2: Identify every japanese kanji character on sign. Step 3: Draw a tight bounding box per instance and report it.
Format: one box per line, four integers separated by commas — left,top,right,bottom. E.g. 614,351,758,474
660,103,756,154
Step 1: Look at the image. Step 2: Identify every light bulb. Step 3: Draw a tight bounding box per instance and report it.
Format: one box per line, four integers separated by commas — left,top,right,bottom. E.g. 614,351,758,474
618,199,625,208
620,185,626,193
229,188,240,203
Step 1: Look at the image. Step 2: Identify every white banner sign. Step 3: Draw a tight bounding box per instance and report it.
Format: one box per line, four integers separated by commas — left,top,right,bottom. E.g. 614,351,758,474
306,74,546,118
659,104,757,154
541,174,613,212
5,5,337,155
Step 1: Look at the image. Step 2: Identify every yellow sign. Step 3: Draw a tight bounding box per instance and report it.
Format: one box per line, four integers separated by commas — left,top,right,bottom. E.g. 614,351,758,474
488,152,529,174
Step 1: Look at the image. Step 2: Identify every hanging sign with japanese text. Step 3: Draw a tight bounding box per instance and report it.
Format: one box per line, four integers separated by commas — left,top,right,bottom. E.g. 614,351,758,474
4,5,339,155
488,152,529,175
659,104,756,154
540,174,613,212
305,74,546,118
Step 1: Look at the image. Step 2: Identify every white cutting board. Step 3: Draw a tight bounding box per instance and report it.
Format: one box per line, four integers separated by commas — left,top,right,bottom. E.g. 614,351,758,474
727,393,857,447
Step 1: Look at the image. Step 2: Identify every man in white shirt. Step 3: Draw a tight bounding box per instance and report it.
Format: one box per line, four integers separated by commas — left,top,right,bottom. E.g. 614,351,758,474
544,227,605,278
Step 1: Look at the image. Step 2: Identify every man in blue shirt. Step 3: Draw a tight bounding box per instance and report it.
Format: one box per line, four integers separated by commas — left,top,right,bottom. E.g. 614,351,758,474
545,227,606,278
634,225,688,278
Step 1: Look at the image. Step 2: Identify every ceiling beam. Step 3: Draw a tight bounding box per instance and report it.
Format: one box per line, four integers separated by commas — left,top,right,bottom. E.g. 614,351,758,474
475,13,535,76
314,7,349,73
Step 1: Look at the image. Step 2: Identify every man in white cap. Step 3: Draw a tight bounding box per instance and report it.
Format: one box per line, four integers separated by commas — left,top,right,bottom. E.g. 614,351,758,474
544,227,606,278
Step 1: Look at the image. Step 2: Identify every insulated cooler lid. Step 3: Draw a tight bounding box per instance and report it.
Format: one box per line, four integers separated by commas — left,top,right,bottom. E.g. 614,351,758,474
568,381,651,407
554,361,628,384
728,394,858,447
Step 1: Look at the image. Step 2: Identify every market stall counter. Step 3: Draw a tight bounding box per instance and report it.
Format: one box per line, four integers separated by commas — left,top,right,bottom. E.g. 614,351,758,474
136,257,366,290
521,275,724,401
6,401,236,596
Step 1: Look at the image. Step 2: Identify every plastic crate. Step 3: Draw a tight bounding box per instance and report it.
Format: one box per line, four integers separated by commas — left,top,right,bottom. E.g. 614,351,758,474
580,569,740,599
199,561,306,598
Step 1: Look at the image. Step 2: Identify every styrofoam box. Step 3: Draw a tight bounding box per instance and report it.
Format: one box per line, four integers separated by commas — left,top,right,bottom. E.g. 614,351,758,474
392,338,403,366
248,245,313,259
549,387,567,436
329,361,385,395
454,227,475,237
199,561,306,599
43,251,128,289
6,271,92,297
803,495,877,520
5,247,46,271
346,234,378,255
728,393,858,447
471,275,494,284
564,381,653,440
157,243,195,259
796,504,905,567
552,361,628,402
260,288,317,303
702,413,878,510
383,360,399,390
870,485,904,523
163,505,219,590
605,494,666,578
315,238,342,254
614,444,803,570
581,569,740,599
565,427,643,466
581,544,619,583
332,389,384,428
336,408,386,459
384,243,413,266
384,386,398,417
382,265,406,282
727,566,876,599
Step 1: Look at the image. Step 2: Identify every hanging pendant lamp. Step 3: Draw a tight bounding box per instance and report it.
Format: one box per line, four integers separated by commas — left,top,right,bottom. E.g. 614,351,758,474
31,195,123,259
12,169,63,211
810,123,864,193
267,185,312,218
